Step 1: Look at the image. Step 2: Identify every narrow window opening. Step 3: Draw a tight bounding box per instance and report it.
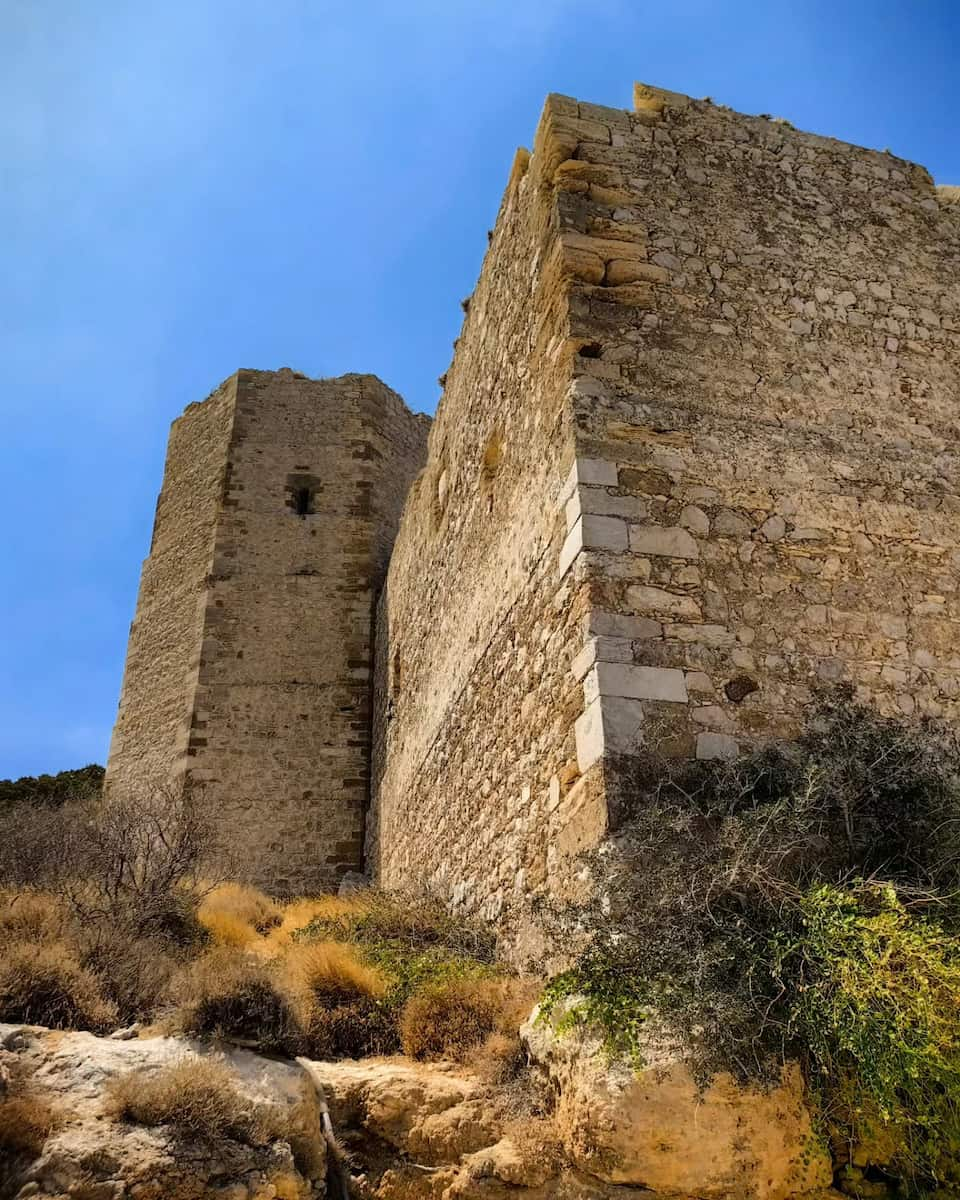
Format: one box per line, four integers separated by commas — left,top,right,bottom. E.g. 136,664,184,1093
295,487,312,517
578,341,603,359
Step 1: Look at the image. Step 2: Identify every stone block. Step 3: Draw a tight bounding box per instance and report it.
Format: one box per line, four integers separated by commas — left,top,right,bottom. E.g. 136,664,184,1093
558,519,584,579
696,732,739,760
571,636,634,681
581,514,629,553
566,488,648,528
627,585,702,620
584,661,688,704
587,610,663,640
629,525,700,559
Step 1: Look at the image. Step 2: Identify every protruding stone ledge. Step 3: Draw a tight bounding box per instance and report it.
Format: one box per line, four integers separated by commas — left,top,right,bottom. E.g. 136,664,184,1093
633,80,691,113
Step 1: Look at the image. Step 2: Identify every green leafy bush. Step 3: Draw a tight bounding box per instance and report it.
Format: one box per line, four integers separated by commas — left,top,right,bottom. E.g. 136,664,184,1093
541,689,960,1193
0,764,103,813
778,884,960,1181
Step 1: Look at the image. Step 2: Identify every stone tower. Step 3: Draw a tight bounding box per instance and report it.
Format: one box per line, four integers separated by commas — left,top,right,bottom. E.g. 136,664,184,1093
370,82,960,935
107,368,429,893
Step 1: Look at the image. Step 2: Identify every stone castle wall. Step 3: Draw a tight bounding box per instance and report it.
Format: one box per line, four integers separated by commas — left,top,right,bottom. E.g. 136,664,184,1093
109,81,959,917
367,131,595,925
107,376,237,794
554,85,960,815
370,83,960,935
108,369,427,894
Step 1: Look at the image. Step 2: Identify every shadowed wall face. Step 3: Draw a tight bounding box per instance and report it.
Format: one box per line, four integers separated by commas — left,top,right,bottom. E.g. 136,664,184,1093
108,368,428,894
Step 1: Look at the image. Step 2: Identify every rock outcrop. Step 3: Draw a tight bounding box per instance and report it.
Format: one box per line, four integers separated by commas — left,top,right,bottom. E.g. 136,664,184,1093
521,1004,834,1200
2,1019,843,1200
1,1023,323,1200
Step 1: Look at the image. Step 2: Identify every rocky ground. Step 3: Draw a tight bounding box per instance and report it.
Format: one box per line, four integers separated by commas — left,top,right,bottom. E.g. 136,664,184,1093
0,1014,844,1200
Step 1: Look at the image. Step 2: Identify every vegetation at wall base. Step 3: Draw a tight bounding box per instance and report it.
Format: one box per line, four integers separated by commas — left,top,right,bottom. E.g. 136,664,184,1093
542,688,960,1195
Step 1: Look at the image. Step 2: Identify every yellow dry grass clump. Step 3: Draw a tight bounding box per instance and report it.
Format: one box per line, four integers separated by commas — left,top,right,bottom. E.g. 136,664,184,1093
0,1089,59,1157
400,977,539,1072
0,889,71,944
0,941,117,1032
197,883,283,948
268,894,367,948
107,1054,288,1145
284,940,386,1004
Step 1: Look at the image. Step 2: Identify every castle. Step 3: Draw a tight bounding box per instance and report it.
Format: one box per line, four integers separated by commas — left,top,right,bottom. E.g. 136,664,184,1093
107,82,960,924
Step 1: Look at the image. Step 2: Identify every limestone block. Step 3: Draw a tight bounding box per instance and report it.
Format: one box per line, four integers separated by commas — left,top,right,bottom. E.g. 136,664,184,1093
697,732,739,760
575,694,647,770
627,585,702,620
566,487,648,528
561,244,605,284
571,636,634,681
606,259,657,286
587,610,663,639
664,623,734,646
760,514,787,542
559,457,619,504
522,1006,832,1198
633,81,692,113
584,661,688,704
628,525,700,559
564,232,647,263
559,519,584,579
680,504,710,534
580,514,629,553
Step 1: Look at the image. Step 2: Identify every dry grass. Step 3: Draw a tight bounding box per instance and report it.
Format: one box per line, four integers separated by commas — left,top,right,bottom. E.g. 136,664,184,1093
173,948,309,1052
198,883,282,947
288,941,392,1059
284,940,386,1005
107,1055,289,1146
0,1089,59,1156
267,894,368,948
0,890,71,944
400,977,538,1064
0,940,117,1032
0,1061,61,1200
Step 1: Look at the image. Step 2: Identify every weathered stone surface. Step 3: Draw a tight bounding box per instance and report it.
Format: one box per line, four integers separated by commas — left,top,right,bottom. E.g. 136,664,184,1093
107,371,428,894
628,525,700,559
521,1005,832,1199
1,1024,322,1200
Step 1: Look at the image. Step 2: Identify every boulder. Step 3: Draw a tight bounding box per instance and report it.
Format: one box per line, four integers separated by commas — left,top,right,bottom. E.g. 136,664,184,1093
0,1023,323,1200
311,1057,501,1164
521,1002,833,1200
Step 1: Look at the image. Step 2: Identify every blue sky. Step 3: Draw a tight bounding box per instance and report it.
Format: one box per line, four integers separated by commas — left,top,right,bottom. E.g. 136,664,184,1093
1,0,957,778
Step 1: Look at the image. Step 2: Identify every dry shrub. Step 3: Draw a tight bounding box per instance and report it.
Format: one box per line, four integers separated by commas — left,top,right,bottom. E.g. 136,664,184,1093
174,948,307,1053
198,883,282,947
285,940,386,1005
107,1055,289,1146
80,930,183,1025
0,941,117,1031
0,1064,61,1199
286,941,392,1059
269,895,366,947
0,890,71,944
400,977,537,1064
0,1085,59,1156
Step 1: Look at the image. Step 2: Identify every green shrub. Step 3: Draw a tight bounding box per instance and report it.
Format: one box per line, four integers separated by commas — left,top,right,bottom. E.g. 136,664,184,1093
777,884,960,1181
541,690,960,1193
